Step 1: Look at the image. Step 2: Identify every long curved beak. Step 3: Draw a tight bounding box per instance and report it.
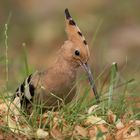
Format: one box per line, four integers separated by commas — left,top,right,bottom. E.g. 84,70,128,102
82,63,100,103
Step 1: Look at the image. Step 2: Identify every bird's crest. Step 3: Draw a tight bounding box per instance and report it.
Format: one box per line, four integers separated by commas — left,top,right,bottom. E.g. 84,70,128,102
65,8,89,55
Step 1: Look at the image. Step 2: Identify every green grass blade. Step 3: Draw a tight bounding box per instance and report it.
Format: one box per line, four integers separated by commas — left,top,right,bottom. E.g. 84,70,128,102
108,62,118,108
90,18,104,47
4,23,9,88
0,56,5,63
4,12,12,89
22,43,29,76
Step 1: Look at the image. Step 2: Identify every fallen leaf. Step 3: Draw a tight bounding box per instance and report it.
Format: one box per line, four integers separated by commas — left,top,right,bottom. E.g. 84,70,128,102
3,97,32,136
131,127,139,137
116,122,140,140
0,134,4,139
36,129,49,139
88,105,99,114
123,126,140,139
7,115,21,134
116,124,131,140
9,97,21,116
126,136,140,140
130,120,140,126
116,119,125,130
134,120,140,126
90,135,106,140
88,124,108,140
106,134,114,140
107,110,116,123
85,116,107,125
97,124,108,133
88,126,97,138
90,137,96,140
0,103,8,116
50,126,64,140
74,125,88,137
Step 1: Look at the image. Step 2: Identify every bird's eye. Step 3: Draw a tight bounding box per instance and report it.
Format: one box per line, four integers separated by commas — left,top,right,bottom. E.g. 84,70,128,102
75,50,80,56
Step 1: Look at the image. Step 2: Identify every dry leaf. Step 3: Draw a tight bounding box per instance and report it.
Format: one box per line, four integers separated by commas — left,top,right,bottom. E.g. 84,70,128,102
0,99,3,104
74,125,88,137
7,114,31,135
50,126,64,140
88,126,97,138
0,103,8,115
107,110,116,123
97,124,108,133
88,125,108,140
116,122,140,140
5,97,32,136
36,129,49,139
9,97,21,116
123,126,140,138
85,116,106,125
116,124,131,140
126,136,140,140
134,120,140,126
6,97,21,133
131,128,139,137
90,137,96,140
106,134,114,140
90,135,106,140
88,105,99,114
116,119,125,130
0,134,4,140
130,120,140,126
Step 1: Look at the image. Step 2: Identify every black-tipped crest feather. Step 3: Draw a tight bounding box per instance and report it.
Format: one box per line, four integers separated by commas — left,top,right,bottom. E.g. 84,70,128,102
65,8,71,19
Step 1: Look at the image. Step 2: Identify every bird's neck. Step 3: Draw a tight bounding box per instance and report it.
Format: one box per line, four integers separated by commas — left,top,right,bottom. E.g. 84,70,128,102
56,55,77,71
43,56,77,92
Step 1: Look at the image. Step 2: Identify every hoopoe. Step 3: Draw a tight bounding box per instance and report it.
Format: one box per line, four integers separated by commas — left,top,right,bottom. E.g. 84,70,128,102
14,9,99,112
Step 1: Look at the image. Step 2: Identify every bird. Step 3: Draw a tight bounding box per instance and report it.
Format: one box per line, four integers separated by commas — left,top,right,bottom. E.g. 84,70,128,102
14,8,99,113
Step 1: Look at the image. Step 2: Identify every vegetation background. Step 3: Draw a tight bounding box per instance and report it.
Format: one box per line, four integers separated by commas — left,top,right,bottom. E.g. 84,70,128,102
0,0,140,89
0,0,140,115
0,0,140,139
0,0,140,90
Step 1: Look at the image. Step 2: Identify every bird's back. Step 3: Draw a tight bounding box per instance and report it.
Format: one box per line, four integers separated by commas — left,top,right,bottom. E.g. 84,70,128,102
15,63,77,112
32,64,77,109
13,8,99,113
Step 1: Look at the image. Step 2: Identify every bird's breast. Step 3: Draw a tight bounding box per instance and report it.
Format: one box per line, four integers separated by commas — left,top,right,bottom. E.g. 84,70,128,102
44,69,76,93
36,69,77,107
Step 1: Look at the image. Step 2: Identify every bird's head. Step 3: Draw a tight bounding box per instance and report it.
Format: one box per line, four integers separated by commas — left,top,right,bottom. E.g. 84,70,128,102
61,8,90,68
60,8,99,103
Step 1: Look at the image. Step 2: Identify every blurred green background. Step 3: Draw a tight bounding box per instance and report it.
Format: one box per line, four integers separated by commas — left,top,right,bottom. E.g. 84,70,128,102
0,0,140,93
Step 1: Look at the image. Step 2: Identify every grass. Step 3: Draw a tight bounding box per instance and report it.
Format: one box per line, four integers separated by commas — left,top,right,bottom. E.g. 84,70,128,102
0,60,139,139
0,85,140,139
0,20,140,139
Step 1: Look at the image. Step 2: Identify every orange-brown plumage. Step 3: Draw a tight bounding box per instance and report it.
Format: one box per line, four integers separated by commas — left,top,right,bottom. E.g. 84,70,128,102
14,9,99,112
